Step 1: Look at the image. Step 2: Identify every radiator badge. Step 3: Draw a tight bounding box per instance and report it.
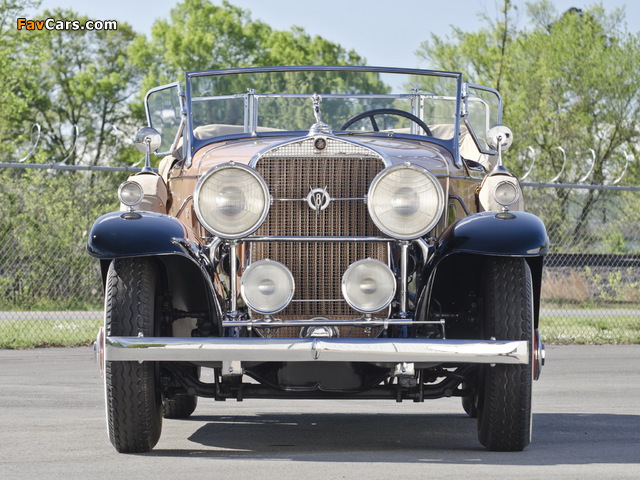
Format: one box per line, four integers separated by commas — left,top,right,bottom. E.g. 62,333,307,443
307,186,331,213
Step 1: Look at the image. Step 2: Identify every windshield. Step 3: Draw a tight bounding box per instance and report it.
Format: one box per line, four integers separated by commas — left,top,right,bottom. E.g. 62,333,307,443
185,67,462,141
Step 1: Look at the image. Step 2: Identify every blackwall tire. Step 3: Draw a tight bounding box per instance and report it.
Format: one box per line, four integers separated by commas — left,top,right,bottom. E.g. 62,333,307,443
104,258,162,453
163,394,198,419
477,257,533,452
461,389,478,418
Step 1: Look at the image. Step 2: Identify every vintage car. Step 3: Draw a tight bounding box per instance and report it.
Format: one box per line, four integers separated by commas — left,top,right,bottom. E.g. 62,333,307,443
88,66,548,453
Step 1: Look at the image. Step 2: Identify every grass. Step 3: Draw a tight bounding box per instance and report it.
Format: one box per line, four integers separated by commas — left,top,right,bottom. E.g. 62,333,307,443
1,309,638,349
540,313,640,344
0,318,102,349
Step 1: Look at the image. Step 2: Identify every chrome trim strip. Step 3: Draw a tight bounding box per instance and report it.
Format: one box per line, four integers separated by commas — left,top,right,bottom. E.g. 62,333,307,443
105,336,528,364
222,319,440,328
273,197,364,202
288,299,345,302
247,236,392,242
186,65,462,80
449,194,471,215
399,241,409,315
174,195,193,219
229,243,238,312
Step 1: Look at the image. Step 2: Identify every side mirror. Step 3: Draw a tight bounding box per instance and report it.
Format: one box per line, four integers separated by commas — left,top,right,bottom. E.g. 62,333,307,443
486,125,513,152
134,127,162,173
486,125,513,169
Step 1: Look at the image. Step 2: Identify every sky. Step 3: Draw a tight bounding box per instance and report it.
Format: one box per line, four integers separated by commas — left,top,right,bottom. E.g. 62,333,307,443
31,0,640,70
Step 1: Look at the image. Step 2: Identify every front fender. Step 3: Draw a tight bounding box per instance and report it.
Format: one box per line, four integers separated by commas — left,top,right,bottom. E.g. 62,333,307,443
435,211,548,259
420,211,548,327
87,211,199,259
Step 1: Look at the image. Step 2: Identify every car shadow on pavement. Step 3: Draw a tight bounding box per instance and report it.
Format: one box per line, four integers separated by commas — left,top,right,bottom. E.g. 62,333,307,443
147,412,640,464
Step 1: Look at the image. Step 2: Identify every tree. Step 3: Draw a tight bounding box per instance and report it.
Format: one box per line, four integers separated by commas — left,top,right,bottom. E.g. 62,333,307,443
418,0,640,180
129,0,368,91
0,0,42,160
417,0,640,247
11,8,142,166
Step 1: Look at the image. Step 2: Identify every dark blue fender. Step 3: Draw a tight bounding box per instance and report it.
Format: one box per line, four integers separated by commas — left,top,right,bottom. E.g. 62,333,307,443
421,210,548,327
435,210,549,258
87,210,194,259
87,210,222,334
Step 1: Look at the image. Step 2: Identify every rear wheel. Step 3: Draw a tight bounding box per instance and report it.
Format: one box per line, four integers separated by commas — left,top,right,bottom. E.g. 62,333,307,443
477,257,533,452
461,386,478,418
104,258,162,453
163,366,199,419
163,394,198,419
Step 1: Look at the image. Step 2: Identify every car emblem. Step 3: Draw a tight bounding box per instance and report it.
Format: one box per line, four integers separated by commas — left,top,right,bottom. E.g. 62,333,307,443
306,187,331,213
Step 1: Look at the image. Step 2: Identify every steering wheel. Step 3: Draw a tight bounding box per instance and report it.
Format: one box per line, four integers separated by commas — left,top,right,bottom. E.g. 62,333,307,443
340,108,433,136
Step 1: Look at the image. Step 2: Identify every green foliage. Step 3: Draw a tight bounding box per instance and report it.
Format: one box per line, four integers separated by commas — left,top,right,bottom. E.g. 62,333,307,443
0,318,102,348
8,5,143,166
418,0,640,252
418,1,640,184
0,0,42,159
129,0,368,92
0,168,122,311
540,313,640,344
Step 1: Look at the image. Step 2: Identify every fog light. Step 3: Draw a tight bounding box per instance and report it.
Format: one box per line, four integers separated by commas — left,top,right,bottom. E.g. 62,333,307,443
341,259,396,313
240,259,294,314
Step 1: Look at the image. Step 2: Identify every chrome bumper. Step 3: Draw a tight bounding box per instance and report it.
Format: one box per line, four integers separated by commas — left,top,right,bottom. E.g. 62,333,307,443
104,336,529,365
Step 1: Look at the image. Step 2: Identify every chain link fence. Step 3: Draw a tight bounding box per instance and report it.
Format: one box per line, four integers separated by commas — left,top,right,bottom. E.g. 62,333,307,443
0,163,639,347
0,164,130,348
525,182,640,343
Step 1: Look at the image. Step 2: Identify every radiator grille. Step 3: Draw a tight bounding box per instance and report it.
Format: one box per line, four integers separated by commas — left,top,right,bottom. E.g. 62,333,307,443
251,137,389,328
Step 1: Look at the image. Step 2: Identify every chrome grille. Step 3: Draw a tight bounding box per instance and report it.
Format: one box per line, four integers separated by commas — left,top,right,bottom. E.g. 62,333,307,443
252,137,389,327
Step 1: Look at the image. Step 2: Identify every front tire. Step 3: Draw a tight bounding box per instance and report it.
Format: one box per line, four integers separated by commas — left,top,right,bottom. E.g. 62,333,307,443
477,257,533,452
104,258,162,453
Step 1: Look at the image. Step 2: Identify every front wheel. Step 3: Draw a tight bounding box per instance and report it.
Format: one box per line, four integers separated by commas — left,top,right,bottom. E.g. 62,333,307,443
477,257,533,452
104,258,163,453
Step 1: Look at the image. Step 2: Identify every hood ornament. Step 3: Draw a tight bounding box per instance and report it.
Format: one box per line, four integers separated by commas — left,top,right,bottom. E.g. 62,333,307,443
309,94,332,136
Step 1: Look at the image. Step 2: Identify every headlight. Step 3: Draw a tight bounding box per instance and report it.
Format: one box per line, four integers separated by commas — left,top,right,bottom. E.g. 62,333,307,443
342,259,396,314
194,163,270,239
493,180,519,207
118,181,144,208
478,172,523,212
367,164,445,240
241,259,295,314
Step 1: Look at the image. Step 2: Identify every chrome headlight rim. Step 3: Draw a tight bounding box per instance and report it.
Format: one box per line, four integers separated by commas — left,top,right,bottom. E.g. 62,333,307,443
367,163,445,240
240,259,295,315
193,162,270,239
118,180,144,208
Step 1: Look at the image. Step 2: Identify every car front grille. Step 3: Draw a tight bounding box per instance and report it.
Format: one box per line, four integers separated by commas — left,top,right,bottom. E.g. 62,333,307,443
251,136,389,334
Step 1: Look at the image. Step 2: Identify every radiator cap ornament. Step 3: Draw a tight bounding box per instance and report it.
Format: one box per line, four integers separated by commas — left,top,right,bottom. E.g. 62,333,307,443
307,186,331,212
309,94,332,135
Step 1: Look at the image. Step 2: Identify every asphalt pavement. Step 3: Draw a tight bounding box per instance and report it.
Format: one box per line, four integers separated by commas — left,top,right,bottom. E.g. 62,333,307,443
0,345,639,479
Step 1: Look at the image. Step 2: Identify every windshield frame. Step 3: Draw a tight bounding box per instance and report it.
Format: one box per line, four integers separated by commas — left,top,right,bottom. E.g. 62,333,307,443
182,66,466,164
